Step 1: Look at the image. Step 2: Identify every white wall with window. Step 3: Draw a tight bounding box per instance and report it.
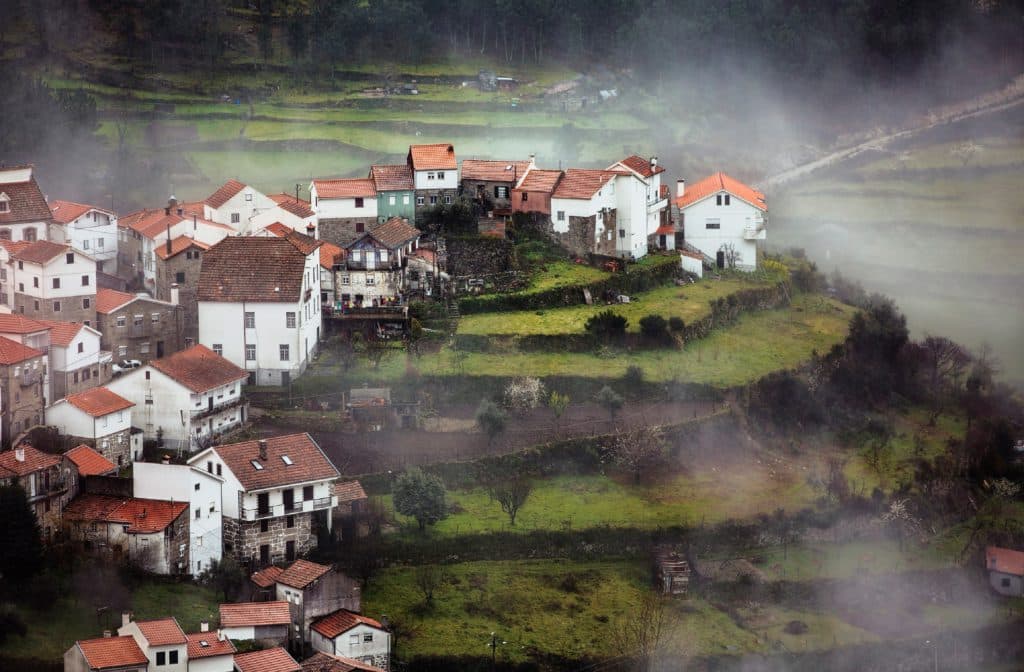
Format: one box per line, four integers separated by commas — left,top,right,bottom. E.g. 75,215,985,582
680,190,765,269
413,168,458,191
310,620,390,667
204,185,277,236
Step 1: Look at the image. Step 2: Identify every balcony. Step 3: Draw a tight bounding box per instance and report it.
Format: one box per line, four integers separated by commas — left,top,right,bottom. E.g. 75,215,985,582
743,226,767,241
647,197,669,214
190,397,246,422
240,495,335,521
20,370,39,387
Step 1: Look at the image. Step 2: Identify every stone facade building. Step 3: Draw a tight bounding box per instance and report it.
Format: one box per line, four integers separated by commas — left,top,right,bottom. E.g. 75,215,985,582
310,178,379,248
154,236,207,345
460,158,533,216
95,288,185,364
0,336,47,446
0,443,68,542
0,165,53,244
408,143,458,213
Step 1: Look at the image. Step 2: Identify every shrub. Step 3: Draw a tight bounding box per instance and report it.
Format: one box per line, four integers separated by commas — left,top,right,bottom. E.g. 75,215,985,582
622,365,644,387
503,377,546,414
668,316,685,332
595,385,624,419
639,314,669,342
585,310,628,341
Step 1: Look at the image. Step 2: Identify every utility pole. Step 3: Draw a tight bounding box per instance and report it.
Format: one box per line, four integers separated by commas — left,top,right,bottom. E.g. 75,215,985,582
490,632,497,672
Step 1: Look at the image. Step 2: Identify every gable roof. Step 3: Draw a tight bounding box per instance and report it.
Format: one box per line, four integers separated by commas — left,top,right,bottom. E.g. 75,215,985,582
206,433,339,491
63,494,188,533
987,546,1024,576
76,636,149,670
369,164,414,192
250,564,285,589
612,155,665,179
301,652,385,672
408,143,456,171
366,217,419,249
219,601,291,628
460,159,532,183
675,172,767,212
0,166,52,225
335,480,367,504
148,344,247,393
65,444,118,476
50,199,115,225
34,319,86,348
234,647,301,672
154,235,209,260
319,240,344,269
269,193,315,219
0,335,44,364
552,169,618,200
262,222,292,237
95,288,136,314
185,631,236,659
0,313,49,335
313,178,377,200
516,169,563,193
135,617,188,646
205,179,247,209
65,387,135,417
9,240,71,265
277,559,332,589
0,444,60,476
281,228,323,257
197,237,308,303
310,609,384,639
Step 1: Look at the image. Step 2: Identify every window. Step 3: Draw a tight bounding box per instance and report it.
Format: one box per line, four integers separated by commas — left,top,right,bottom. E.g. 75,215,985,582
97,238,104,249
33,277,39,288
244,312,255,328
185,337,194,347
195,508,201,520
245,344,256,361
83,298,90,309
363,633,374,643
22,227,36,241
350,634,360,646
495,186,509,199
53,301,61,312
156,651,166,666
355,222,365,233
705,219,721,230
716,194,723,206
388,195,396,205
437,171,445,180
82,275,90,286
151,312,160,323
83,368,90,380
231,213,240,224
724,194,731,205
287,515,295,528
33,300,39,311
556,211,565,221
118,345,127,357
429,195,438,205
133,314,143,326
116,315,126,327
286,312,296,328
52,278,60,289
216,464,222,476
355,197,364,208
77,342,84,353
168,651,178,665
303,485,314,501
521,191,528,201
175,271,185,283
212,344,222,355
279,344,290,361
209,501,215,513
140,342,150,354
619,229,625,238
444,195,452,204
341,275,350,285
416,196,424,206
0,202,6,214
260,519,269,533
1002,577,1012,588
365,275,375,286
427,171,435,180
66,252,74,264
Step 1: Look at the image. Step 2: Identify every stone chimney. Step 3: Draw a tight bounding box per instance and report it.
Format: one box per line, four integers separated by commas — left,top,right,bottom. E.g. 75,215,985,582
14,445,25,462
170,283,180,306
200,620,209,633
122,611,132,627
166,195,177,216
165,234,172,256
676,179,685,199
258,439,268,461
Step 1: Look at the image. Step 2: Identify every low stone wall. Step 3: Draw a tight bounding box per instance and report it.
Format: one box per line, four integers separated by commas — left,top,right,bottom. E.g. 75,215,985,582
445,235,517,277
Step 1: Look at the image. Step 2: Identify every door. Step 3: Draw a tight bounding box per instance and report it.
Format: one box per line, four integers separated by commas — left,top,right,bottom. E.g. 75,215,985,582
257,493,270,516
285,540,296,561
283,489,294,512
259,544,270,566
282,371,290,386
156,341,164,358
716,250,725,269
208,396,214,412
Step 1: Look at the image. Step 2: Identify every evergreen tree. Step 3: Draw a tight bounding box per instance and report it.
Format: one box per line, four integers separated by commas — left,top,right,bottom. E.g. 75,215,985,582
0,485,43,593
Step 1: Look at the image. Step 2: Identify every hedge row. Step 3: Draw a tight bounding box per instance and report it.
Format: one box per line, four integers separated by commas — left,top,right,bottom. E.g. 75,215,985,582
457,254,680,314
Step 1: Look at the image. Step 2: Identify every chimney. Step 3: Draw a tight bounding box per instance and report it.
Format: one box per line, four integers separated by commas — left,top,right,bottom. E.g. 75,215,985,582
102,630,112,638
650,156,658,171
161,454,171,465
217,629,225,642
193,214,197,230
176,207,183,216
258,439,268,461
306,223,316,238
170,283,180,306
121,611,132,627
676,179,685,199
200,621,210,633
14,445,25,462
165,234,172,256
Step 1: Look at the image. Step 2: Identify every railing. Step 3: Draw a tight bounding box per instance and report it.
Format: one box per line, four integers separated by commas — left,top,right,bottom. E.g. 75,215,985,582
743,226,766,240
190,397,245,422
239,495,334,521
647,197,669,213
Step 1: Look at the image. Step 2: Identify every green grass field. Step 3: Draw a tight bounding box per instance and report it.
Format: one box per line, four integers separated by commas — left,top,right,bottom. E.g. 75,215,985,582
755,539,954,582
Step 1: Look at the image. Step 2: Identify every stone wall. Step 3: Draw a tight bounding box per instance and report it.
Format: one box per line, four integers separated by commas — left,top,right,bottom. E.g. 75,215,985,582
319,218,373,247
13,292,96,325
550,211,617,258
224,512,316,567
444,236,516,277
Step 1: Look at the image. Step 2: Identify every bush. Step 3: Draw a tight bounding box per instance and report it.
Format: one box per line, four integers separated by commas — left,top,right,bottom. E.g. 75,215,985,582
668,316,685,332
639,314,669,342
585,310,628,341
622,365,644,388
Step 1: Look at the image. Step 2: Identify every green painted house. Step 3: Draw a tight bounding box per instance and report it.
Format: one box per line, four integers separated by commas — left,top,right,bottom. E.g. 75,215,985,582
369,164,416,224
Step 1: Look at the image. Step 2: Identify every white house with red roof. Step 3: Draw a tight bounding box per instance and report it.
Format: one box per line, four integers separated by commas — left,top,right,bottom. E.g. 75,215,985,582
310,610,390,670
252,193,318,235
606,155,671,252
218,601,292,645
201,180,278,236
408,143,458,210
0,165,53,244
266,559,361,646
675,172,767,270
187,434,339,567
48,386,135,466
36,319,109,401
7,240,98,325
49,199,119,274
257,225,343,308
106,344,248,451
64,634,150,672
118,614,189,672
986,546,1024,596
309,178,379,247
185,629,236,672
549,168,621,258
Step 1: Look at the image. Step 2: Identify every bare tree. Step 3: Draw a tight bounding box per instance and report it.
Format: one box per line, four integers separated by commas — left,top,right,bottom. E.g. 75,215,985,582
413,564,447,606
613,592,674,672
487,476,533,527
920,335,971,421
719,243,740,269
607,426,668,484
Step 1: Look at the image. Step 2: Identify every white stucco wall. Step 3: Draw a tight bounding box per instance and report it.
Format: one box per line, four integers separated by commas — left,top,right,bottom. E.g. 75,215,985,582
51,210,119,273
681,194,765,270
205,186,277,235
412,168,457,191
312,623,390,662
47,399,131,440
11,250,97,302
311,193,378,220
118,621,187,672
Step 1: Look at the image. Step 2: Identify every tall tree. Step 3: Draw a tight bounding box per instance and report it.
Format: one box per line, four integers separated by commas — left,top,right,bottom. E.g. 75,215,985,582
0,485,44,593
393,468,447,532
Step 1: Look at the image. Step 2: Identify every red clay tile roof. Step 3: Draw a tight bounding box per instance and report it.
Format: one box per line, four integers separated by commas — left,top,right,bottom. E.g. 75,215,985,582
552,169,618,200
250,565,285,589
335,480,367,504
208,433,339,491
234,647,301,672
263,222,293,237
281,229,323,257
0,335,44,364
515,169,563,194
0,444,60,476
65,387,135,417
9,239,71,265
613,155,666,178
0,166,52,225
205,179,247,209
369,164,414,192
408,143,456,171
460,159,532,183
301,652,385,672
65,444,118,476
121,208,224,241
987,546,1024,576
675,172,767,212
185,632,236,659
269,193,315,219
264,222,339,265
319,240,344,269
154,235,209,260
76,636,149,670
148,344,247,393
50,199,114,225
0,239,32,256
277,559,332,589
313,178,377,200
367,217,419,249
219,601,292,628
135,617,188,646
197,237,308,303
34,319,85,348
310,609,384,639
95,288,136,314
654,224,676,235
63,494,188,533
0,313,49,334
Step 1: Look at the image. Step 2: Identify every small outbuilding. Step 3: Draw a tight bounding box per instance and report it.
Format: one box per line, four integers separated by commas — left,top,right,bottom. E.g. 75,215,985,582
986,545,1024,596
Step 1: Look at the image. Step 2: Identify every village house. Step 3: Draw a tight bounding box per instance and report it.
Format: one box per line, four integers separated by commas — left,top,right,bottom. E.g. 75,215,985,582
0,335,47,445
271,559,361,646
310,611,390,671
266,193,318,233
333,480,369,539
232,646,300,672
197,237,321,387
133,460,225,575
95,288,185,364
201,180,279,236
118,615,189,672
337,217,420,310
37,320,109,401
8,241,97,324
106,344,248,452
0,443,68,541
549,169,620,258
63,494,190,574
184,630,236,672
64,444,119,497
986,546,1024,597
368,164,415,224
674,172,767,270
0,165,52,244
310,178,379,247
187,433,339,567
154,237,208,345
0,312,52,398
510,167,564,218
408,143,458,213
49,200,119,274
218,602,291,647
606,155,671,251
47,387,135,467
301,652,386,672
460,157,534,217
258,224,343,310
64,635,150,672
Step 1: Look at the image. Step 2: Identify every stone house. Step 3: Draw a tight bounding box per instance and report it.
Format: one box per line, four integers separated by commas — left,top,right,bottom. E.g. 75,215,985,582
49,199,119,274
369,164,415,224
0,165,53,244
333,480,369,539
336,218,420,309
675,171,767,270
0,313,53,401
460,157,533,216
0,443,68,542
37,320,110,401
117,615,188,672
95,288,185,364
187,434,339,568
549,169,621,258
310,178,379,247
47,386,135,467
64,635,149,672
63,444,118,498
408,143,458,212
153,236,208,346
8,240,97,325
309,611,390,671
273,559,361,645
0,335,47,446
117,205,232,289
218,602,291,648
62,494,190,574
986,546,1024,597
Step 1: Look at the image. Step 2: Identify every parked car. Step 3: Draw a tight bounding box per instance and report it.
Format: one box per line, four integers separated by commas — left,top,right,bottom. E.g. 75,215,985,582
112,359,142,375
